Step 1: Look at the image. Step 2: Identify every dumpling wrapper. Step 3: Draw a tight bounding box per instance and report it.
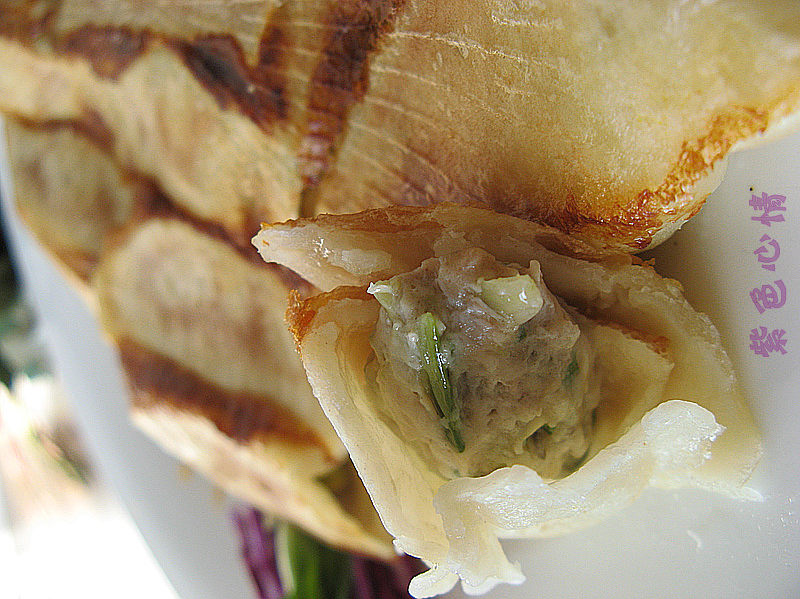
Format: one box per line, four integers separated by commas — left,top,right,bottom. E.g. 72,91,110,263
253,205,761,596
1,1,800,250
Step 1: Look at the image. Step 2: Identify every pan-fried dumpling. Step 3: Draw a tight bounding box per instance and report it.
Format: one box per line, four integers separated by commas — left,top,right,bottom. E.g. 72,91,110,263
306,0,800,251
2,1,800,249
94,217,393,559
4,116,394,559
254,205,761,596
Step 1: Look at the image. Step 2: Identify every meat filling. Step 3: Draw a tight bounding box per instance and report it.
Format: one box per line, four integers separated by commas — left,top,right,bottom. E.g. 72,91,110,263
367,248,602,480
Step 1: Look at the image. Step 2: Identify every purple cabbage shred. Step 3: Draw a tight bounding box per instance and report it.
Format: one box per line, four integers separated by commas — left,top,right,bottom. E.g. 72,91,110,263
233,507,284,599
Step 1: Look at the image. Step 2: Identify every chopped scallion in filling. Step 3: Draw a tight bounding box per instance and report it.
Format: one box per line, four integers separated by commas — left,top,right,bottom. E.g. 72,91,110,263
418,312,464,452
479,274,543,327
563,354,579,388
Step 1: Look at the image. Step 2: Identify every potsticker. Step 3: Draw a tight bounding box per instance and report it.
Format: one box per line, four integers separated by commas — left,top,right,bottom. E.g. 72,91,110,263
254,205,761,596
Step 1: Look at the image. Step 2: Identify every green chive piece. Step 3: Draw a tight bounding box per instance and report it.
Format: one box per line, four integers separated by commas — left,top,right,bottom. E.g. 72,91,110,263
563,353,579,388
418,312,464,452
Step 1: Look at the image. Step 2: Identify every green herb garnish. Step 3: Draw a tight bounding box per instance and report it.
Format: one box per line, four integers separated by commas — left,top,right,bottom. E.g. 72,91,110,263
418,312,464,452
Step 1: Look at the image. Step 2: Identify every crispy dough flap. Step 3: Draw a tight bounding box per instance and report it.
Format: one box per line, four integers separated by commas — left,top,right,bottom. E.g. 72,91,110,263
5,119,137,281
97,218,342,454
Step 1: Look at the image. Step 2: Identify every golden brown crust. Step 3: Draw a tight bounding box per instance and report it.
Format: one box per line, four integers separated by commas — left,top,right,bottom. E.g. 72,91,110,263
0,0,59,45
568,101,792,250
4,2,800,251
130,395,395,560
298,0,407,188
6,119,135,278
89,216,394,557
1,19,393,555
118,337,335,461
12,111,117,155
125,187,268,261
55,25,153,79
303,2,800,250
9,117,290,263
288,286,373,346
166,30,288,132
8,113,286,277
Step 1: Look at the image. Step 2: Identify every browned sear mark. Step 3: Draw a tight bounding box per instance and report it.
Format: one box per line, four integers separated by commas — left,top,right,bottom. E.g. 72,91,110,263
170,29,287,130
57,25,151,79
0,0,61,45
118,338,333,459
23,20,289,131
299,0,407,189
12,109,116,155
132,183,263,260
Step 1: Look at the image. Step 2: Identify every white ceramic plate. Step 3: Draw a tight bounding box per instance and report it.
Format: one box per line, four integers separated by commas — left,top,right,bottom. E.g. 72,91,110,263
2,120,798,599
